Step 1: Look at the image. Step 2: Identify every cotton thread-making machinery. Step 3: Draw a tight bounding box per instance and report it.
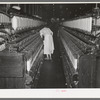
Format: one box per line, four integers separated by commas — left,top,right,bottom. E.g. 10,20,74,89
1,9,100,88
59,15,100,88
0,12,46,88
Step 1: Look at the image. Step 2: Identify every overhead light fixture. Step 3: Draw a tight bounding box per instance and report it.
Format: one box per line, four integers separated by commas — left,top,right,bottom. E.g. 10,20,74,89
12,5,21,10
33,15,42,19
93,3,100,18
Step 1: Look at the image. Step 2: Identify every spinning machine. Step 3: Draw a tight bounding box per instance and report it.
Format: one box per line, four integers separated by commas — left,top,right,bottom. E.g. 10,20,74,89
59,15,100,88
0,12,46,88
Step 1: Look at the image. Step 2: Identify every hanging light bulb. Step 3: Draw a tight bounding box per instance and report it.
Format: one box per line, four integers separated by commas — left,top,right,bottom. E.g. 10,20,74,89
92,3,100,36
93,3,100,18
12,4,21,10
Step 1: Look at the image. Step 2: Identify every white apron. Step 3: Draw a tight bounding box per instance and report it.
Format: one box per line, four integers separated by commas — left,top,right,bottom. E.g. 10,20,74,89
40,27,54,55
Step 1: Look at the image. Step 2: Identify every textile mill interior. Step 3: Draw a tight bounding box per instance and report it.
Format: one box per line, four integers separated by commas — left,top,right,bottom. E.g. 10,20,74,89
0,3,100,88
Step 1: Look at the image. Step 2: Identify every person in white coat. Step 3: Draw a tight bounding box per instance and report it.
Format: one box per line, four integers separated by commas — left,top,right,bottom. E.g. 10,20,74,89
40,26,54,60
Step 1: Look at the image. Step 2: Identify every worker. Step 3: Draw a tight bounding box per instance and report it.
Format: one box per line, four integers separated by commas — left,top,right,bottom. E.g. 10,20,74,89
40,26,54,60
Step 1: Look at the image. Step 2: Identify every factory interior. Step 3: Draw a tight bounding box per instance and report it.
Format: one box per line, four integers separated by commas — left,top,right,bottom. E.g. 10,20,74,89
0,3,100,88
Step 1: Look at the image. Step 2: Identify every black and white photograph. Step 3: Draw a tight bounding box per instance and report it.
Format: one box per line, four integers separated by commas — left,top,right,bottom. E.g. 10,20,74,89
0,2,100,90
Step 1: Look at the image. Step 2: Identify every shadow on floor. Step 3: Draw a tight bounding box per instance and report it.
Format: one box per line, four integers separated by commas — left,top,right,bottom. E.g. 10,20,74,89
37,33,66,88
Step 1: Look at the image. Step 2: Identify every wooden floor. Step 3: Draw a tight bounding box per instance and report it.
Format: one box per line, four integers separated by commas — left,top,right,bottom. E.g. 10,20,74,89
37,27,66,88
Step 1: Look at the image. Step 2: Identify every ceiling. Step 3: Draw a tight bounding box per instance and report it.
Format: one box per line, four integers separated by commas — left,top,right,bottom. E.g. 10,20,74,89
40,4,99,20
19,3,100,21
0,3,100,21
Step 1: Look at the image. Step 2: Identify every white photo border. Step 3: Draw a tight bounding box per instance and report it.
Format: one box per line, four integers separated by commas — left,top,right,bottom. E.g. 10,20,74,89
0,1,100,98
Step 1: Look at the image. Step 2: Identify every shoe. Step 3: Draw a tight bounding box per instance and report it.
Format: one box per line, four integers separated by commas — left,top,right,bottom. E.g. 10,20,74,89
50,57,52,60
45,57,49,60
